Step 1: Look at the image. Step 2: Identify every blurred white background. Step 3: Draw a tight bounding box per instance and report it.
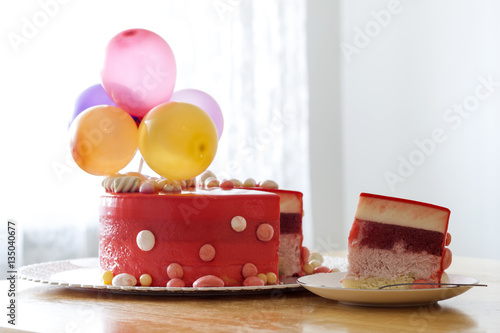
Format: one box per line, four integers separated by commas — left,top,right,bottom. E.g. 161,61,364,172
1,0,499,269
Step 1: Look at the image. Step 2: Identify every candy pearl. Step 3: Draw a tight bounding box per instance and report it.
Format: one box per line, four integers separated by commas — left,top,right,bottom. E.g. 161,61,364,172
309,260,322,268
139,274,152,286
167,278,185,288
199,244,216,261
220,180,235,189
309,251,323,264
136,230,155,251
243,276,265,287
242,263,258,278
139,180,156,194
313,266,331,274
200,170,216,184
193,275,224,288
231,216,247,232
243,178,256,187
205,177,220,188
164,184,182,193
443,248,453,270
102,270,113,285
256,224,274,242
257,273,268,284
112,273,137,287
303,263,314,275
260,180,278,189
167,263,184,279
230,179,243,187
265,272,277,285
185,178,197,189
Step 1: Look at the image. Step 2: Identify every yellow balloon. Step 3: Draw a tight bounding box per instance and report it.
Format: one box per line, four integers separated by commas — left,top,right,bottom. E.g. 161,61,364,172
138,102,218,180
69,106,138,175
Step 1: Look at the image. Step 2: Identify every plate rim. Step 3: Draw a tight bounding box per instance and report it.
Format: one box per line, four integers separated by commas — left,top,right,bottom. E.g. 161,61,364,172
17,257,304,295
297,271,480,307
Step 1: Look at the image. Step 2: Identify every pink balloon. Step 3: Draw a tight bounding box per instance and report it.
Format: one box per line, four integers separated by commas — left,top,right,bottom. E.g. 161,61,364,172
170,89,224,139
101,29,176,118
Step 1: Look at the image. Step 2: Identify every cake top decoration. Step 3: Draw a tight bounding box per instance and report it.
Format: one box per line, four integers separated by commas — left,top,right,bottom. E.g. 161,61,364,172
69,28,224,181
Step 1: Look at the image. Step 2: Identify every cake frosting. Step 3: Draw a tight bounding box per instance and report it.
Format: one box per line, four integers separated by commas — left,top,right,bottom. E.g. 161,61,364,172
99,172,316,287
342,193,452,289
100,187,280,287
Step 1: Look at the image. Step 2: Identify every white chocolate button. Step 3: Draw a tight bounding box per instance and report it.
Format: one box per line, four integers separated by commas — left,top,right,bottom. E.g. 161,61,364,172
260,179,278,189
136,230,155,251
112,273,137,286
200,170,216,184
231,216,247,232
204,177,220,188
243,178,256,187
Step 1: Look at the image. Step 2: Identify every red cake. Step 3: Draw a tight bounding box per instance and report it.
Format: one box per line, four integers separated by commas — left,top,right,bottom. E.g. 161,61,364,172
100,186,281,287
342,193,452,289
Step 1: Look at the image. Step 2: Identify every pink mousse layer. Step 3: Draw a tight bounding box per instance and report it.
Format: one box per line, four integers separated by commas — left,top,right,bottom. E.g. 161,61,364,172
347,219,446,282
345,241,442,282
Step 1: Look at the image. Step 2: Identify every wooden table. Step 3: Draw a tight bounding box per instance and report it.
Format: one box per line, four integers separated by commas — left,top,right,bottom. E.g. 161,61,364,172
1,254,498,333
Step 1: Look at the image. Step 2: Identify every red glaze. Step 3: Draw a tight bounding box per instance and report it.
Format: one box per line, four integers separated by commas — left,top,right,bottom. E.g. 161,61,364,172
99,189,280,287
359,193,451,214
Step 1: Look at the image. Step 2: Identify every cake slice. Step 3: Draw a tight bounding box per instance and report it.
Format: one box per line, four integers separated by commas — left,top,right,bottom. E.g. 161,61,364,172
342,193,452,289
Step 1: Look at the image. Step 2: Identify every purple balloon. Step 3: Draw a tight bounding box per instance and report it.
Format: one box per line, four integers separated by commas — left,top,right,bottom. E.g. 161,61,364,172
170,89,224,139
69,84,117,128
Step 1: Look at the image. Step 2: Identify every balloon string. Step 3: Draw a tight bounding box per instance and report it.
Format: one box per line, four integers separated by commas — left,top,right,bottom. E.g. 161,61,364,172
138,156,144,174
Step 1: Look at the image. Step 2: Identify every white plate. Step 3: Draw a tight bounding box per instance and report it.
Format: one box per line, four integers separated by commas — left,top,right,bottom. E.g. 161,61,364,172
18,258,303,296
297,272,480,307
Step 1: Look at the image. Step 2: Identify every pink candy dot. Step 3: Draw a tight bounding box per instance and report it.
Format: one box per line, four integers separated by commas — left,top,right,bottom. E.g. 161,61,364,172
411,279,431,289
445,232,452,246
193,275,225,288
199,244,216,262
301,246,310,262
313,266,331,274
256,223,274,242
167,263,184,279
442,248,452,270
167,278,185,287
220,180,235,189
242,263,258,278
243,276,265,287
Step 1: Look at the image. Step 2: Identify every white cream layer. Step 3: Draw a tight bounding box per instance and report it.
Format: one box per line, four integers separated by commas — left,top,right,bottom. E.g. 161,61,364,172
355,194,449,233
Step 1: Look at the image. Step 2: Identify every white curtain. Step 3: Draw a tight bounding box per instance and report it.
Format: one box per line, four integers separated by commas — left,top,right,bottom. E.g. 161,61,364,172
339,0,500,259
0,0,310,266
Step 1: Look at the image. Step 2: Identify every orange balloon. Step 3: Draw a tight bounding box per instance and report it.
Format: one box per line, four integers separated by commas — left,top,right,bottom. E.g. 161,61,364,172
138,102,218,180
69,106,138,175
